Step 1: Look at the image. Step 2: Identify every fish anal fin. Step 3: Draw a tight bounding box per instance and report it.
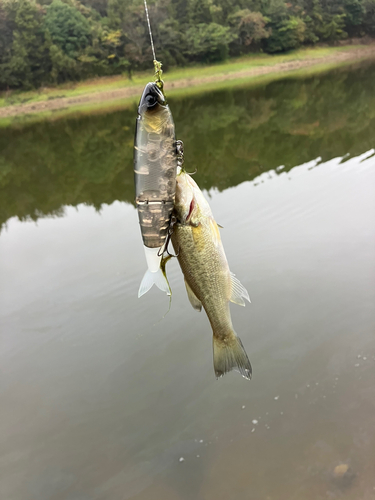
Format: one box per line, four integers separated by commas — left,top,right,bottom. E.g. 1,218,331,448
184,279,202,312
229,272,251,307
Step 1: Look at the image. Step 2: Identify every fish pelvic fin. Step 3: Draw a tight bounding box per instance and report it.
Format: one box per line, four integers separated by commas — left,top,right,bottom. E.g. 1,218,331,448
138,268,171,298
213,334,252,380
229,272,251,307
184,279,202,312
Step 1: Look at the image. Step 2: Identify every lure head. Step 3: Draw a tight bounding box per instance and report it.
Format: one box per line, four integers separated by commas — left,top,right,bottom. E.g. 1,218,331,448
138,82,169,134
138,82,166,116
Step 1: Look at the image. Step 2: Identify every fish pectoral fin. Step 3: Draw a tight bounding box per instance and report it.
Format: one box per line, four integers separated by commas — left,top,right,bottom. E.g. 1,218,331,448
209,218,221,246
229,272,251,307
184,279,202,312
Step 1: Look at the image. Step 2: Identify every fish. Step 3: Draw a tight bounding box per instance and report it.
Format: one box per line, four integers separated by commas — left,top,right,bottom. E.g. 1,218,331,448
134,82,177,297
171,170,252,380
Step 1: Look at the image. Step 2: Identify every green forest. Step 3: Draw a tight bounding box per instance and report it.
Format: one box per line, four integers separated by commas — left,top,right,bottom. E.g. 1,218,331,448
0,0,374,90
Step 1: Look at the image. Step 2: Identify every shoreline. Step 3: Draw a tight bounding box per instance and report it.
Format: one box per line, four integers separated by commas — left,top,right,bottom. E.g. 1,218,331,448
1,44,374,124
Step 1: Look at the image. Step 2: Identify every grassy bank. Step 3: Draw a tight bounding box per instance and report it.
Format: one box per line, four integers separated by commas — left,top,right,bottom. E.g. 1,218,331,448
1,44,374,127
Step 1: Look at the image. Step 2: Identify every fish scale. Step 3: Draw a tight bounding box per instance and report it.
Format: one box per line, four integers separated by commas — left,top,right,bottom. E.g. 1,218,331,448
173,221,234,339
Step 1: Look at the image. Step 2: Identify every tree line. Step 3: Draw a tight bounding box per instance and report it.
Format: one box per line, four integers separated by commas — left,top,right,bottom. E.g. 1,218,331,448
0,0,374,90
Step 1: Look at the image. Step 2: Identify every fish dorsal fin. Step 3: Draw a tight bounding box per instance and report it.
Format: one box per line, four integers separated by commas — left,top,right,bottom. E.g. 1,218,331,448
184,279,202,312
229,272,251,307
209,218,221,247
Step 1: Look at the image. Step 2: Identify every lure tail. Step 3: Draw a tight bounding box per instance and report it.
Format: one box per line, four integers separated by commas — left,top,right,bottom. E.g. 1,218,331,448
212,333,252,380
138,268,171,298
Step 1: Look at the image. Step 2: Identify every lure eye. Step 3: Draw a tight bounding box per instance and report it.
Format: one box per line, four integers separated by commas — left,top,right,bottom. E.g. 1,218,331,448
145,94,156,107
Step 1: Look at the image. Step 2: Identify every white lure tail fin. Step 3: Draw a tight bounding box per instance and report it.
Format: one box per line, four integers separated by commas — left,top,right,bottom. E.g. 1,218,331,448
143,245,162,272
138,268,171,298
213,334,252,380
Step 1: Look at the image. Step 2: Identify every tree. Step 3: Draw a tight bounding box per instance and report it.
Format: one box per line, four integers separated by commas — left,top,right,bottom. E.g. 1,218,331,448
0,0,48,89
154,18,186,67
344,0,365,36
43,0,91,58
0,2,12,64
265,16,306,52
302,0,324,43
44,30,77,82
362,0,375,35
80,0,108,16
0,2,13,87
188,0,212,24
279,16,306,48
185,22,235,62
320,14,347,41
228,9,270,55
303,15,319,43
0,0,374,91
107,0,151,76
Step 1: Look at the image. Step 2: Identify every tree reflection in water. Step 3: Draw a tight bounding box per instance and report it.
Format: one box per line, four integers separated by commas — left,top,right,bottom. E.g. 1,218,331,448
1,61,374,230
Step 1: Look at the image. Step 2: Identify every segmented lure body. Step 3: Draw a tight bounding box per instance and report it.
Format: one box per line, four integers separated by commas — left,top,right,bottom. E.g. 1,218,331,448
134,82,177,248
134,82,177,296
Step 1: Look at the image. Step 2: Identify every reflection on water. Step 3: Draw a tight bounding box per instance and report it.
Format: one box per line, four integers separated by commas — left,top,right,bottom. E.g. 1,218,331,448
1,62,375,500
1,61,375,229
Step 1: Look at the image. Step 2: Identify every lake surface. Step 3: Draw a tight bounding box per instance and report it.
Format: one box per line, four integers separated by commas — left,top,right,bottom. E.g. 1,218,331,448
1,61,375,500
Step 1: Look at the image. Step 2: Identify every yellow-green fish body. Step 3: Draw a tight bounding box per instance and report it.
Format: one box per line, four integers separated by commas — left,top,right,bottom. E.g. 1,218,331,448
171,171,252,380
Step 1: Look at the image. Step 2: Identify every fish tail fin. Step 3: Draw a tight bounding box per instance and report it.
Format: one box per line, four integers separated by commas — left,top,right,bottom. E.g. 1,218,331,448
213,333,252,380
138,268,171,298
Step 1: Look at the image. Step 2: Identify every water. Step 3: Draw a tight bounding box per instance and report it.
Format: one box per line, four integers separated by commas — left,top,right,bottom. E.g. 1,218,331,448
1,62,375,500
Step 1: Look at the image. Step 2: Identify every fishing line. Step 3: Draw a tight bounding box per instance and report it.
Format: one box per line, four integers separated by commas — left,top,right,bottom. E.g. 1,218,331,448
143,0,156,62
143,0,163,89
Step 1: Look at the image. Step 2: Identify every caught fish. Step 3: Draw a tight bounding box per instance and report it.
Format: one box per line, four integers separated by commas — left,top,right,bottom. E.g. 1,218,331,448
171,170,252,380
134,81,177,297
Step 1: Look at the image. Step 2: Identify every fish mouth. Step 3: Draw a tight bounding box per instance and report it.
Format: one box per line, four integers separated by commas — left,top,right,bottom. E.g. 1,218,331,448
186,198,195,222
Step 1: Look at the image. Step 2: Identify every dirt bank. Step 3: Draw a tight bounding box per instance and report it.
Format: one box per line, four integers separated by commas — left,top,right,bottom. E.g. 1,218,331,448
1,45,374,119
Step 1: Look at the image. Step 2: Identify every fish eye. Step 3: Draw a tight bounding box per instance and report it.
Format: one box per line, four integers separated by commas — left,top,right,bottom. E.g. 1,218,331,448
145,94,156,107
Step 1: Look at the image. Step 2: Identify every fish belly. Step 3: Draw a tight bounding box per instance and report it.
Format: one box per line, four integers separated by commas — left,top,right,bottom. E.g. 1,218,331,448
171,221,234,339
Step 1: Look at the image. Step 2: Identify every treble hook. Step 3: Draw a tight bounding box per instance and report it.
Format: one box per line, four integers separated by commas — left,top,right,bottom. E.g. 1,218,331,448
157,216,179,257
176,139,197,175
165,215,179,257
165,235,179,257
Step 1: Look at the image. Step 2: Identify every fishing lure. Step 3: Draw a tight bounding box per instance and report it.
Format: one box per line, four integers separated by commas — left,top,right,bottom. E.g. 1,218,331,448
134,75,177,297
